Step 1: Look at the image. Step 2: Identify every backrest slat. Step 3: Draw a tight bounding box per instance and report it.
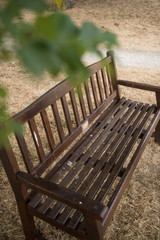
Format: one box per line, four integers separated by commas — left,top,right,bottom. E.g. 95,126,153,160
96,70,105,103
84,81,94,114
101,68,109,98
69,89,81,127
106,64,114,94
15,134,34,173
61,95,74,134
51,102,65,142
28,118,46,163
90,76,99,108
77,85,88,120
107,50,120,98
40,109,56,151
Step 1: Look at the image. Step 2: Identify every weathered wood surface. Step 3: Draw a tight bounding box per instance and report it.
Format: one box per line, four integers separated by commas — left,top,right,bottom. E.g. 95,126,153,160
0,51,160,240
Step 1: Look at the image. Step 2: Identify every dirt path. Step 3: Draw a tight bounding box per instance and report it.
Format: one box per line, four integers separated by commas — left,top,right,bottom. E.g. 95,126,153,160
83,48,160,69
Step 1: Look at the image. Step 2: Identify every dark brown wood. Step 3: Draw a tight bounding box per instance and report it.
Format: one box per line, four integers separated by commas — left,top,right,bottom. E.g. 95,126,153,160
107,50,120,98
46,98,125,183
16,134,34,173
33,91,117,177
85,218,103,240
103,108,160,229
87,56,112,75
40,109,56,151
77,85,88,120
44,100,129,221
52,102,137,226
34,233,47,240
69,89,81,126
61,95,73,134
106,64,114,95
28,118,46,163
64,102,142,229
117,80,160,93
101,68,109,98
17,171,107,221
51,102,65,142
66,102,146,228
96,105,155,203
0,141,37,240
32,100,125,222
90,75,99,108
96,71,105,103
13,80,72,123
84,81,94,114
1,51,160,240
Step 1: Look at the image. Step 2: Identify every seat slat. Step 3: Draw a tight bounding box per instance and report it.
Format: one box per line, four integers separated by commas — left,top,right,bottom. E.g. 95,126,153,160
55,101,138,225
43,99,131,219
38,99,125,216
86,104,150,202
37,197,55,214
27,101,158,236
36,99,125,216
34,96,117,178
49,98,126,184
28,99,119,209
96,105,155,203
65,102,144,228
107,108,160,210
55,99,131,185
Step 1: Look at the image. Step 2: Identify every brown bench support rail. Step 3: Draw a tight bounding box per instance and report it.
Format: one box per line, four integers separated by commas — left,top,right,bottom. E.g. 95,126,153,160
0,50,160,240
117,79,160,93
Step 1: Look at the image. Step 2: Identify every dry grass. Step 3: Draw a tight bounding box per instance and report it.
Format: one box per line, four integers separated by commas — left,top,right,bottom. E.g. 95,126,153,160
0,0,160,239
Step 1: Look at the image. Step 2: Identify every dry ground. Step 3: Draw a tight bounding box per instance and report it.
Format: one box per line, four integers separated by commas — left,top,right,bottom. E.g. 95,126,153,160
0,0,160,240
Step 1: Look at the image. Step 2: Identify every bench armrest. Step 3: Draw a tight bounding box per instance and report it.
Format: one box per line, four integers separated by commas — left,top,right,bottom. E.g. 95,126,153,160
16,171,108,221
117,80,160,93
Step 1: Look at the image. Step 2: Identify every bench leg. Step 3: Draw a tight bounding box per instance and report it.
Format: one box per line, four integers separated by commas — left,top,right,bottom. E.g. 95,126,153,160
155,92,160,144
85,218,103,240
17,202,37,240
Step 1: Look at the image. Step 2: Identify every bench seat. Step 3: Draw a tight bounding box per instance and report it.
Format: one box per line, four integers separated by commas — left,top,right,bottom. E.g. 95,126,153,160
20,97,159,239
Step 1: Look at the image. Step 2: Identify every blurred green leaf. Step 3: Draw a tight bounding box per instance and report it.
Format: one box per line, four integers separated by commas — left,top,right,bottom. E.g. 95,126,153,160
103,31,119,49
18,39,62,75
0,87,7,99
0,1,119,149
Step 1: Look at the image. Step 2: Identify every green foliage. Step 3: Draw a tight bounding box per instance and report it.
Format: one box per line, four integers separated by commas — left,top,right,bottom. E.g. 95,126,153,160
53,0,66,10
0,0,118,147
0,86,23,147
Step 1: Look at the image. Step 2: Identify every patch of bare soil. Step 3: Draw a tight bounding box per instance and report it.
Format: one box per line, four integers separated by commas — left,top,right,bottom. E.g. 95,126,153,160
67,0,160,52
0,1,160,240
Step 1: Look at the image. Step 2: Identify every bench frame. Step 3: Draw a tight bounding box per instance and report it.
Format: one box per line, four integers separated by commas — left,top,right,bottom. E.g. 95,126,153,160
0,51,160,240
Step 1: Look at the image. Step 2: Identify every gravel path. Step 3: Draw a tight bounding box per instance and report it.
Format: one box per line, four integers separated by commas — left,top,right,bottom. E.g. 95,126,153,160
83,49,160,69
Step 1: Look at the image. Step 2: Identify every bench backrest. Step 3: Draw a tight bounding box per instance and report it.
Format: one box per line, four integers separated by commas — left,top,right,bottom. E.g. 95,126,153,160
0,51,119,182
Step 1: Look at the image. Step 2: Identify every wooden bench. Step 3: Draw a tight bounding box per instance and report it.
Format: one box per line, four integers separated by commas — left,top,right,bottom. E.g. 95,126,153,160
0,51,160,240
